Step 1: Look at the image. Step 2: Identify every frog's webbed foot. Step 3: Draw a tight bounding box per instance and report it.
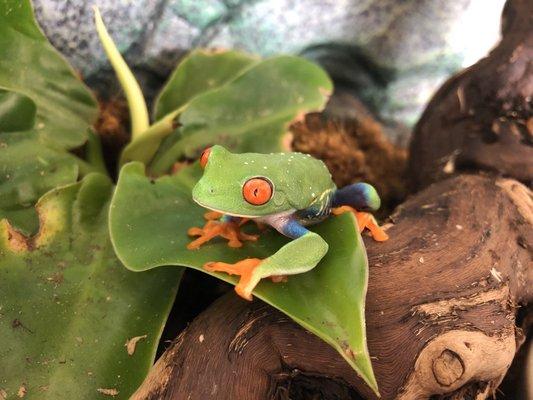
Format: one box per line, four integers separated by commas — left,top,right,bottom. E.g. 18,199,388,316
187,213,259,250
204,258,263,300
203,211,223,220
332,206,389,242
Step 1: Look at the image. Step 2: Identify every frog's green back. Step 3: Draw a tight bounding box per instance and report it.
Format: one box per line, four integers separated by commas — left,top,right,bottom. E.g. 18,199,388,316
266,151,335,210
192,145,336,217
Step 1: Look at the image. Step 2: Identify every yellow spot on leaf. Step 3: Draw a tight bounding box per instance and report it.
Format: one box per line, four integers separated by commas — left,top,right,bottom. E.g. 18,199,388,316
125,335,147,355
97,388,119,397
0,220,30,252
34,197,66,247
17,385,26,398
0,191,68,253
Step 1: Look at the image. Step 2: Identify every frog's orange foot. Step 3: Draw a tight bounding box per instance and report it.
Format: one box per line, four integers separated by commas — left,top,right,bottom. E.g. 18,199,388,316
204,211,223,220
187,220,259,250
204,258,263,300
333,206,389,242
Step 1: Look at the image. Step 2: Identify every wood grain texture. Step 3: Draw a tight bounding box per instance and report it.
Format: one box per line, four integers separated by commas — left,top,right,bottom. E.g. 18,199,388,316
408,0,533,190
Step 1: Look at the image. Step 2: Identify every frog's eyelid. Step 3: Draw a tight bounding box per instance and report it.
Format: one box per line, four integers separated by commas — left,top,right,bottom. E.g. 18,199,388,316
242,176,275,195
242,177,274,205
200,147,212,168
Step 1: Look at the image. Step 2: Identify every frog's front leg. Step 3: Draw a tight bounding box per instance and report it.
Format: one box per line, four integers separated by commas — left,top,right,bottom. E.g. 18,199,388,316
187,212,258,249
204,218,329,300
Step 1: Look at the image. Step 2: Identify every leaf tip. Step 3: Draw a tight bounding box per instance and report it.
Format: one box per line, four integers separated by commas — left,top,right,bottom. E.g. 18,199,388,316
92,5,102,26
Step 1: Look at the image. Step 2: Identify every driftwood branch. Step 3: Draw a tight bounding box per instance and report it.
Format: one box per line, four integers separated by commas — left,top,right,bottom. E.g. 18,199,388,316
408,0,532,190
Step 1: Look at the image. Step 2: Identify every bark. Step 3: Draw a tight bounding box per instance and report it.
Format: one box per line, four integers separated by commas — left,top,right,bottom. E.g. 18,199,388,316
131,174,532,400
408,0,532,190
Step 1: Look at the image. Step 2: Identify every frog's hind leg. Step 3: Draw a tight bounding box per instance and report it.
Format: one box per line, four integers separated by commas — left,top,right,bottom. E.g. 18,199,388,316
332,182,389,241
332,182,381,211
204,218,328,300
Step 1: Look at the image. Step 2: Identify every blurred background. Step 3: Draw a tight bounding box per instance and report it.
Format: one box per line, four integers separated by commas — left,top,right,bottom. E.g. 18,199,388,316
33,0,505,143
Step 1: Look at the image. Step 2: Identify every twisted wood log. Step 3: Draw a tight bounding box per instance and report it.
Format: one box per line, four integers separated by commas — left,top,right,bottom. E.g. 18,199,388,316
408,0,532,190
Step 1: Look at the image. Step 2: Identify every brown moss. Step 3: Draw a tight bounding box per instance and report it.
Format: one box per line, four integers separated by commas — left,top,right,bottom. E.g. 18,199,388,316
291,113,408,213
93,97,130,175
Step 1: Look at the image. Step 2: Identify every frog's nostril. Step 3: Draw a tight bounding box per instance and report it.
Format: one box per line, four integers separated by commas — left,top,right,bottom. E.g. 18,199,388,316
209,188,215,194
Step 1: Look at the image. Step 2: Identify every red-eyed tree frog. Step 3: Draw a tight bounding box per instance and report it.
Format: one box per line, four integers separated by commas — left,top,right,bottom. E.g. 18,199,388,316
188,145,388,300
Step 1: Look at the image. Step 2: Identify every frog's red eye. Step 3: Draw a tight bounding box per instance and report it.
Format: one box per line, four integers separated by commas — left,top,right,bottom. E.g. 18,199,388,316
243,177,273,206
200,147,212,168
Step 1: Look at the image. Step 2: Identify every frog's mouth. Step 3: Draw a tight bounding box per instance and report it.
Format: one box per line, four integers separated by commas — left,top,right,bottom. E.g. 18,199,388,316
192,197,261,219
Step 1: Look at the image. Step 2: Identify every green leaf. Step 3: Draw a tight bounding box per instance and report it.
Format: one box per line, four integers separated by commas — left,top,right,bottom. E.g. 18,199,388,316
0,133,78,209
149,56,332,174
153,50,258,120
0,0,97,149
0,0,101,232
0,89,36,132
0,132,79,235
120,50,257,167
0,174,182,399
94,7,149,140
109,162,378,395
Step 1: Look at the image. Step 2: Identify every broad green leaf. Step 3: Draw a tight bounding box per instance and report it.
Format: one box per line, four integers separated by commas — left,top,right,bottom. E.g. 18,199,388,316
153,50,258,121
0,132,79,235
0,174,182,399
0,89,36,132
121,50,258,166
109,162,378,394
148,55,332,174
0,0,97,149
0,130,101,235
0,133,78,210
0,1,100,232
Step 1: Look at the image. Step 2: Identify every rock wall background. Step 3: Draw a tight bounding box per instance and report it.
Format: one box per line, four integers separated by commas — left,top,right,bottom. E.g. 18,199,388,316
33,0,505,136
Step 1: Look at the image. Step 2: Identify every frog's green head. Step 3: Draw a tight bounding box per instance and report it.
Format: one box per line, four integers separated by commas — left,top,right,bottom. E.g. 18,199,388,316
192,145,297,217
193,144,338,218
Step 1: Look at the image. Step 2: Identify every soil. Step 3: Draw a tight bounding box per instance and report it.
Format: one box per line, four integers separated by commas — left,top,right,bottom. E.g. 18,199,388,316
93,97,130,177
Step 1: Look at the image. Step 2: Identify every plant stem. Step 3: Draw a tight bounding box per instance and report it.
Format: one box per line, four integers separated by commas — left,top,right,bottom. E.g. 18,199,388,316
84,130,108,175
93,7,149,140
119,107,182,167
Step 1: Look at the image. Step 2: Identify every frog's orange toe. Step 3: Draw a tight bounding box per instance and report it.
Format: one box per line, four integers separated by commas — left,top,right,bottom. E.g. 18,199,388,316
204,211,223,220
204,258,263,301
187,227,203,236
187,217,260,250
333,206,389,242
355,211,389,242
367,222,389,242
186,221,222,249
